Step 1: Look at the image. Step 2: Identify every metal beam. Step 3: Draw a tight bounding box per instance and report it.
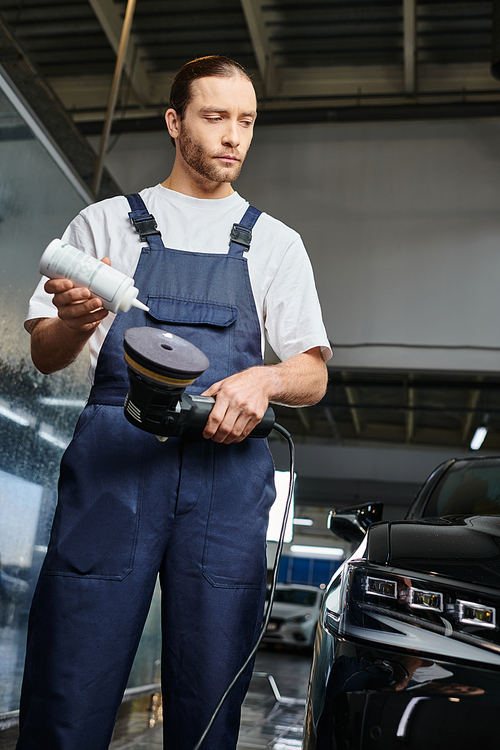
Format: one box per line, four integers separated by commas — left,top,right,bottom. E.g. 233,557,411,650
77,98,500,136
92,0,137,197
324,403,497,414
0,17,120,200
405,381,415,444
462,388,481,444
323,406,342,444
297,407,311,432
53,60,497,116
403,0,417,94
239,0,280,97
87,0,152,104
341,372,362,436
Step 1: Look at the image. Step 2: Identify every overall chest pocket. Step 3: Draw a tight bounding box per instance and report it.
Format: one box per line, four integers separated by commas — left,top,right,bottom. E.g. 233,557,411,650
146,296,238,391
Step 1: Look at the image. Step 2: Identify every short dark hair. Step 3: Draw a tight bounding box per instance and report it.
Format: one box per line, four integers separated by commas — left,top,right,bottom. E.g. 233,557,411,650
167,56,253,145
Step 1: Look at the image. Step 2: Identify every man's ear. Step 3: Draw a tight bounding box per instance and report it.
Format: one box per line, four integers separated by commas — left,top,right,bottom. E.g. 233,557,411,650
165,108,181,140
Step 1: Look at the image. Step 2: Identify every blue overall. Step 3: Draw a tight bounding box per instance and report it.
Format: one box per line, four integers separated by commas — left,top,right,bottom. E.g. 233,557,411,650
17,194,276,750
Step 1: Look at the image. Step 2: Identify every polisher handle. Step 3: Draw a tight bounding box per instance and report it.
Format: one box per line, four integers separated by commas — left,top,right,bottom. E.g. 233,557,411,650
174,395,275,438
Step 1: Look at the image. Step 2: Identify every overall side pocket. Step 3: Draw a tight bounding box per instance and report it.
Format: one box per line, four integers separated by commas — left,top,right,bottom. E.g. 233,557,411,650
42,405,144,580
202,441,276,589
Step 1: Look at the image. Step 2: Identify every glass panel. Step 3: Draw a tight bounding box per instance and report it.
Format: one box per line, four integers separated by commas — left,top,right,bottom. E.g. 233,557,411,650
0,78,161,714
425,459,500,517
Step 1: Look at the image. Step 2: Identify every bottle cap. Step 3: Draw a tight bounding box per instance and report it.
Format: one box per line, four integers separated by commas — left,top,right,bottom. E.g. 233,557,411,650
119,285,149,313
131,298,150,312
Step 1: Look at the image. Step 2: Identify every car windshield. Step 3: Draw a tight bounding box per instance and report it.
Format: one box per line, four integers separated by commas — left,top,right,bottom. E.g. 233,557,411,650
424,459,500,517
267,588,318,606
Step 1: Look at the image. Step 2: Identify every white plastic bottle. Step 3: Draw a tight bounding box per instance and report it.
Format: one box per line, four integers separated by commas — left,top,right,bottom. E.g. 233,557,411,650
39,239,149,314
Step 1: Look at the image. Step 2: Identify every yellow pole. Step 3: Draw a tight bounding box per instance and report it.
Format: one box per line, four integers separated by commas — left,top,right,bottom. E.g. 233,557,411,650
92,0,137,198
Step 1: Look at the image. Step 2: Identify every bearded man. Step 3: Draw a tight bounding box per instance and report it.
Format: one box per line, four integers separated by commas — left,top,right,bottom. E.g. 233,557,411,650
18,55,331,750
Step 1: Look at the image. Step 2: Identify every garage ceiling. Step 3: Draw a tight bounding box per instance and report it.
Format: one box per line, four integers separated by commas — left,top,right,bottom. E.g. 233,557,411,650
1,0,499,126
272,369,500,452
2,0,500,453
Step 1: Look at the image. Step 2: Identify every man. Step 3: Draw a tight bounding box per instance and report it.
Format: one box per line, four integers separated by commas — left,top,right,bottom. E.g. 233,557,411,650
19,56,331,750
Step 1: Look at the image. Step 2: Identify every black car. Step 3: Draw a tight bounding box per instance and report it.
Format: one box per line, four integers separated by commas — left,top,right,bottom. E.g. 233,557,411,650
304,456,500,750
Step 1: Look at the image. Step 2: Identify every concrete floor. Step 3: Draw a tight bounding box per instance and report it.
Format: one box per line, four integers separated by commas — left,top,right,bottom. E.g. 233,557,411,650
236,646,311,750
0,646,312,750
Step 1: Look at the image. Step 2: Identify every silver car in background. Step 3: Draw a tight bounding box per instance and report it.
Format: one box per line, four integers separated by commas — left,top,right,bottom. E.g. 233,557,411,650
263,583,322,649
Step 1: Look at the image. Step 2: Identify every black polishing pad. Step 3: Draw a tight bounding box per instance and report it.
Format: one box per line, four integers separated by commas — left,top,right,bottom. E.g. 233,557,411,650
124,327,209,386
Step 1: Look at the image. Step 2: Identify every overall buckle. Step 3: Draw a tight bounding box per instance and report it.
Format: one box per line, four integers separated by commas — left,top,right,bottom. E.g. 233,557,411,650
130,214,161,242
230,223,252,251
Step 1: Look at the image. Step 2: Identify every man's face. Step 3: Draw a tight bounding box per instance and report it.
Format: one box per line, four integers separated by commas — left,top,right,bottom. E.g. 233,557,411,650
175,75,257,185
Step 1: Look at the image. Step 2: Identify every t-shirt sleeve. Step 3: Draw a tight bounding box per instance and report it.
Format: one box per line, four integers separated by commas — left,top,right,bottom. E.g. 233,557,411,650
264,235,332,363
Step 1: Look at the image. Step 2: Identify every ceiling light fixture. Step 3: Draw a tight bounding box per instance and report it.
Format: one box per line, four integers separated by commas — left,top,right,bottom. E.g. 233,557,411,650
290,545,344,558
293,518,313,526
470,425,488,451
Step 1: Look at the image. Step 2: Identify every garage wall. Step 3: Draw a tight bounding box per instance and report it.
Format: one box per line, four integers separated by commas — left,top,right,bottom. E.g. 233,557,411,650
93,116,500,374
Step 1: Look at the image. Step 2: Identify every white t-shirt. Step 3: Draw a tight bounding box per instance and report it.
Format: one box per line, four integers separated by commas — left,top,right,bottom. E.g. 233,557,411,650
26,184,331,383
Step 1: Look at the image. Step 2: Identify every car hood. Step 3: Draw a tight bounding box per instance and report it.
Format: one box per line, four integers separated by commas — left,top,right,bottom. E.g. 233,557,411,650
367,515,500,589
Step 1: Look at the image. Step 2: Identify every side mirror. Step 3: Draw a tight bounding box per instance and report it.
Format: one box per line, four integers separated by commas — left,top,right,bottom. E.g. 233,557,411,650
327,502,383,544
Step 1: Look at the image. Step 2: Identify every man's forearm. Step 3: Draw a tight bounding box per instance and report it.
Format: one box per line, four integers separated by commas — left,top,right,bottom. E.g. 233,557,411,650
201,347,328,442
26,317,95,375
265,348,328,407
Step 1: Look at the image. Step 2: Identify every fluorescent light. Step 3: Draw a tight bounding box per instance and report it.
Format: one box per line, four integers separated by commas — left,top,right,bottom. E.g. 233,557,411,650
38,424,70,450
0,399,35,427
290,545,344,558
38,431,69,450
470,426,487,450
39,397,86,408
0,405,31,426
293,518,313,526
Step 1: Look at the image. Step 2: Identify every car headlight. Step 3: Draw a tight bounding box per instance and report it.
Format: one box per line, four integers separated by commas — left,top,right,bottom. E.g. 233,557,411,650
325,562,500,667
288,613,312,624
457,600,496,628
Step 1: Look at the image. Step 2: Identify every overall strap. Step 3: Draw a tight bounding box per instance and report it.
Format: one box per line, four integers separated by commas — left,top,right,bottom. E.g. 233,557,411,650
228,205,262,257
126,193,166,251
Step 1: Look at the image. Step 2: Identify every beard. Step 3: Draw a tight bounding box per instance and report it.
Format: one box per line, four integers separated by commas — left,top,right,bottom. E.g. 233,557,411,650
178,126,245,184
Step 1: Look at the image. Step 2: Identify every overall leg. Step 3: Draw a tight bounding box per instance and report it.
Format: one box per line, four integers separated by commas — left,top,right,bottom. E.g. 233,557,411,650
160,439,275,750
17,408,183,750
17,571,159,750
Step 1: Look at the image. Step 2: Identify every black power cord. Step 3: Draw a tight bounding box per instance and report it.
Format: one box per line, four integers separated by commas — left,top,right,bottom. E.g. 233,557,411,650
192,422,295,750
